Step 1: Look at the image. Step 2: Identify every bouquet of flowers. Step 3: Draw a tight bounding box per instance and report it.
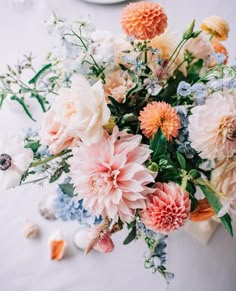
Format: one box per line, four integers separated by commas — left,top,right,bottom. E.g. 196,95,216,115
0,1,235,283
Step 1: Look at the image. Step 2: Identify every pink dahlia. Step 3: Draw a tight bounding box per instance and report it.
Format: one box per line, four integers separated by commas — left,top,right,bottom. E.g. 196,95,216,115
189,92,236,160
140,182,190,234
69,127,155,222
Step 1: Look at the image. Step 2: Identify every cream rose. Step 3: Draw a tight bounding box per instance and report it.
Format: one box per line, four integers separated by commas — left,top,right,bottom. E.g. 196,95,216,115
211,156,236,197
54,75,110,145
40,109,80,155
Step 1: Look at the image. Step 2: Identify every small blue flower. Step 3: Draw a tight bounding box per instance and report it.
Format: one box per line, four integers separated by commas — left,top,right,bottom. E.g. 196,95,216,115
177,81,191,97
191,83,207,105
224,78,236,90
207,79,224,91
53,187,102,226
212,52,226,65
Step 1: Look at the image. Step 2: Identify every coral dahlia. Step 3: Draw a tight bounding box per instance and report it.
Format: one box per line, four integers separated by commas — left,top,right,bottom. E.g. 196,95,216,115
140,182,190,234
69,127,155,223
121,1,167,40
139,101,181,140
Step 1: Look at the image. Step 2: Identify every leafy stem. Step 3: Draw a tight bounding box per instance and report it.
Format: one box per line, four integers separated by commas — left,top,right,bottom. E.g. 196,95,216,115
30,150,71,168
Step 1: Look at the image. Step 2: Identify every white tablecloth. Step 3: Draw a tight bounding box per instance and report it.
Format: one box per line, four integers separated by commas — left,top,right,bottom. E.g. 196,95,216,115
0,1,236,291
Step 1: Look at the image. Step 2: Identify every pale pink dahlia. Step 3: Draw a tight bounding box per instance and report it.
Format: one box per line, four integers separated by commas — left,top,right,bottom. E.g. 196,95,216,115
69,127,155,222
189,92,236,160
140,182,190,234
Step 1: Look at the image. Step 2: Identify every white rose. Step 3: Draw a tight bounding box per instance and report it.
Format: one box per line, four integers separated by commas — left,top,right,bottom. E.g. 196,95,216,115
0,136,33,189
55,75,110,145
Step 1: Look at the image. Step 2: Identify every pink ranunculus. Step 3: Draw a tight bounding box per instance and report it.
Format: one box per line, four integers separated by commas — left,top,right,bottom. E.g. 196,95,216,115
140,182,191,234
69,126,155,223
40,108,80,155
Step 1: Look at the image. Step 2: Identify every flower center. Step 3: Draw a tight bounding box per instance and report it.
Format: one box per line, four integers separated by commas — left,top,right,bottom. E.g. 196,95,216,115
0,153,12,171
226,120,236,141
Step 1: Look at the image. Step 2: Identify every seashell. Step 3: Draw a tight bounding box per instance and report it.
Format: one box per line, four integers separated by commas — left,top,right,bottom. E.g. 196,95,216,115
38,194,57,221
49,230,67,261
73,227,90,250
24,221,39,239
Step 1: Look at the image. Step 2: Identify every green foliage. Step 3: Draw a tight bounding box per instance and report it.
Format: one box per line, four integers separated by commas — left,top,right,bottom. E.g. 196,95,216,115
123,225,137,245
10,95,36,121
187,59,204,82
199,184,233,236
25,140,41,154
176,152,186,169
150,128,167,162
59,183,75,197
49,160,70,183
29,63,52,84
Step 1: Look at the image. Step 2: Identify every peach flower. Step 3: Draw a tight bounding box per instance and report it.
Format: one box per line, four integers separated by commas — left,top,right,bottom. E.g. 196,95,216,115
184,33,213,62
200,16,229,41
140,182,190,234
211,156,236,198
189,92,236,160
149,32,187,76
40,109,80,154
103,70,133,103
121,1,167,40
139,101,181,140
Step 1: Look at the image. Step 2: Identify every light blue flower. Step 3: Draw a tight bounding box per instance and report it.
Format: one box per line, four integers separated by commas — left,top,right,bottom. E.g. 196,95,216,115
207,79,224,91
53,187,102,226
212,52,226,65
224,78,236,90
191,83,207,105
177,81,191,97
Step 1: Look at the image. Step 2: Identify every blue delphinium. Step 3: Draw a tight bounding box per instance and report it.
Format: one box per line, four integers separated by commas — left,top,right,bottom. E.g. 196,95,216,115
207,79,224,91
177,81,192,97
54,187,102,226
223,77,236,90
191,83,207,105
175,106,196,159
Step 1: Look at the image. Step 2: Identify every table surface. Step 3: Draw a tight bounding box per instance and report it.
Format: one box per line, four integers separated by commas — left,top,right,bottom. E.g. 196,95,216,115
0,1,236,291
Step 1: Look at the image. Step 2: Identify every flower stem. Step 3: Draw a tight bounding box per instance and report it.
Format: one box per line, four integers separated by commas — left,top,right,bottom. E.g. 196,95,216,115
30,150,71,168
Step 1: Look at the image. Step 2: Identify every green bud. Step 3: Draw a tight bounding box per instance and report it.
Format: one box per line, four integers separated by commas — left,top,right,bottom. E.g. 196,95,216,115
183,20,196,39
192,30,202,38
148,162,159,172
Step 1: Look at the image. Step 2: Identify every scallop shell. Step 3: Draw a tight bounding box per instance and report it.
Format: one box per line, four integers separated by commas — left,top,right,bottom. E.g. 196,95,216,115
49,230,67,261
24,221,39,239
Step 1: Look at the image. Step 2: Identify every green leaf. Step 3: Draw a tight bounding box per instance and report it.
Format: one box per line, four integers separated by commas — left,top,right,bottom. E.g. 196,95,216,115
188,169,200,179
58,183,75,197
49,166,64,183
10,95,36,121
187,59,203,82
119,63,137,82
29,63,52,84
123,226,137,245
150,128,167,162
25,140,41,153
176,152,186,169
0,93,6,108
31,93,46,112
199,184,233,236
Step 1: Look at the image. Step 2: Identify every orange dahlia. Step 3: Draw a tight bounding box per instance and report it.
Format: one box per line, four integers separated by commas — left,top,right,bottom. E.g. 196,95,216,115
121,1,167,41
139,101,181,140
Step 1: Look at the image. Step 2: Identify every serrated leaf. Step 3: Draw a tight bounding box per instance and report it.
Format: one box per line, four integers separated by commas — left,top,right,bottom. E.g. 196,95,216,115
29,63,52,84
199,184,233,236
150,128,167,162
123,226,136,245
176,152,186,169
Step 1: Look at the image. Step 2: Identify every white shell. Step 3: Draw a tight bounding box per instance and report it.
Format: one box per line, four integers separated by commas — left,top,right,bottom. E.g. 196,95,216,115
24,221,39,239
38,194,57,221
73,227,90,250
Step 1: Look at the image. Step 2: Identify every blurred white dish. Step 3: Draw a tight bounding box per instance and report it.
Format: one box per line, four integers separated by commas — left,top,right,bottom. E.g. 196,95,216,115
82,0,127,4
